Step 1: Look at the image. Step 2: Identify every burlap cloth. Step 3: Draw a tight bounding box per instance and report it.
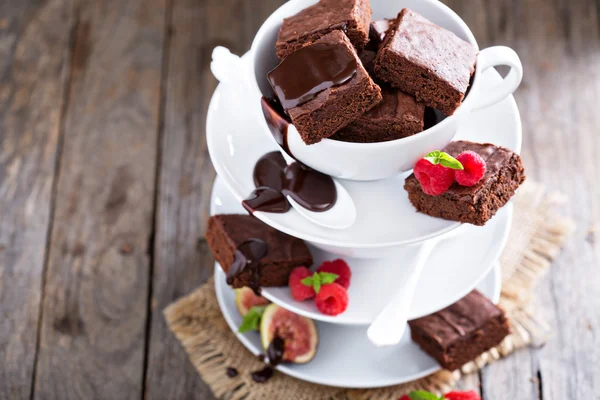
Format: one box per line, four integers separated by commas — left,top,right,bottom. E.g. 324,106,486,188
164,181,575,399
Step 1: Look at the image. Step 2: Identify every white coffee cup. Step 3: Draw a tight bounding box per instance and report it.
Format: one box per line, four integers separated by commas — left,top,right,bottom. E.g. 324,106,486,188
246,0,523,181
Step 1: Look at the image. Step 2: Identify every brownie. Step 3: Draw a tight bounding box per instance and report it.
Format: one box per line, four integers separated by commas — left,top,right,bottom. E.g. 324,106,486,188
358,19,392,73
276,0,372,59
373,9,478,115
404,141,525,226
206,214,313,288
331,88,424,143
409,290,511,371
269,30,382,145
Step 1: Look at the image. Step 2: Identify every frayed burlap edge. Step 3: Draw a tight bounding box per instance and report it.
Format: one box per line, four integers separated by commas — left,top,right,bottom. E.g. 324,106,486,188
164,180,575,400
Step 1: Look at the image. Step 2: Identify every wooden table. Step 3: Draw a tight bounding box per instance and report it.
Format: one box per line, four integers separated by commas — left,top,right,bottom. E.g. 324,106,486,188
0,0,597,398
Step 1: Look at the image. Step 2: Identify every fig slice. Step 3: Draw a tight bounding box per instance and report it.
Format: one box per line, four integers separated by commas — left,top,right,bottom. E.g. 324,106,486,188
260,304,318,364
234,287,270,317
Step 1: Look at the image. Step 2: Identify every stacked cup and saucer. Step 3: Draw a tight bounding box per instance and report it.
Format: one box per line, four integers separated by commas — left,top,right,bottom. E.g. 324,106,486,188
206,0,523,389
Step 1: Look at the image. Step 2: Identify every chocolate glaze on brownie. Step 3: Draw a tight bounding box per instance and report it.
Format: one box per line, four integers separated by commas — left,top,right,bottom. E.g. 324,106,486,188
276,0,372,59
373,9,477,115
274,31,382,145
404,141,525,226
409,290,510,371
331,88,424,142
206,215,313,288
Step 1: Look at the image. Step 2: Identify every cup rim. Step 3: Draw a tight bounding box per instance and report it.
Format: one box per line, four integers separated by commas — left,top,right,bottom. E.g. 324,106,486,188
250,0,482,149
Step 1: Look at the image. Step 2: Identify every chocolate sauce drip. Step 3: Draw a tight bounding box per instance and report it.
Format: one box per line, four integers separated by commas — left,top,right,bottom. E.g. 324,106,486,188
267,42,357,109
251,337,285,384
243,151,337,214
266,337,285,366
282,162,337,212
226,238,267,295
261,97,292,157
242,187,290,214
437,312,467,336
225,367,239,378
251,366,274,383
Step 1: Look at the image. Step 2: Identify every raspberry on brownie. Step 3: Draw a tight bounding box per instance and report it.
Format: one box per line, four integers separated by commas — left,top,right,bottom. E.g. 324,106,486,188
276,0,372,60
404,141,525,226
373,9,477,115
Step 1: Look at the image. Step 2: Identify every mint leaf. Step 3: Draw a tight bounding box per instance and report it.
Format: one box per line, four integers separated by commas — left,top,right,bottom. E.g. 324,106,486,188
424,150,464,170
313,272,322,294
301,276,314,287
319,272,339,285
300,272,340,294
408,390,445,400
238,305,267,333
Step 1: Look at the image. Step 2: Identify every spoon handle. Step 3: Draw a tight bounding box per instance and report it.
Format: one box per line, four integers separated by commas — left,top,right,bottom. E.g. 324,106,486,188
367,240,436,347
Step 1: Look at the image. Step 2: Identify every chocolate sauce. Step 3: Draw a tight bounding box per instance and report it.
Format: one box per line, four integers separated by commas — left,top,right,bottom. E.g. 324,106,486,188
282,162,336,212
261,97,292,156
226,238,267,296
251,366,274,383
266,336,285,366
242,187,290,214
251,337,285,384
226,367,239,378
267,42,357,109
243,151,337,214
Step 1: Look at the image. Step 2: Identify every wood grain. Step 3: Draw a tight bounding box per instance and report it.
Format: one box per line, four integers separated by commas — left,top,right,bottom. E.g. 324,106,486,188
142,0,286,398
0,1,73,399
32,0,166,399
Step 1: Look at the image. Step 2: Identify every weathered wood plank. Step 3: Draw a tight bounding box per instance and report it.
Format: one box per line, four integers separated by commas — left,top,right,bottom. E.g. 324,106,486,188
0,1,73,399
142,0,286,398
32,0,167,399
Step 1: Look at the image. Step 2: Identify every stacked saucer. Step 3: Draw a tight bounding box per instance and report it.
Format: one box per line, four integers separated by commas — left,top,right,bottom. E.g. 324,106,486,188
205,0,523,389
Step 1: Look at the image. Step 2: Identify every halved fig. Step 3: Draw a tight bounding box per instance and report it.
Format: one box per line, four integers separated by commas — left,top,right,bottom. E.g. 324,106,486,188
260,304,318,364
234,287,270,316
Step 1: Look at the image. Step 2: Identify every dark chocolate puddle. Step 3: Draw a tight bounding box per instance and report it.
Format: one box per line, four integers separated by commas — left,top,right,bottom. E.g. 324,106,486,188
251,336,285,384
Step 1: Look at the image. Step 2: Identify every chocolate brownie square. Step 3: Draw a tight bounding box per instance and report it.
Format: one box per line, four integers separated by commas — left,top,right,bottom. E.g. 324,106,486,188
331,88,424,142
276,0,372,59
269,30,382,145
373,9,478,115
404,141,525,226
409,290,511,371
206,214,313,288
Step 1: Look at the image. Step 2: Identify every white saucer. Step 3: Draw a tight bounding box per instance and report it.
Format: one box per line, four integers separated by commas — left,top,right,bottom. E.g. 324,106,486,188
215,262,501,388
206,64,521,257
211,176,510,324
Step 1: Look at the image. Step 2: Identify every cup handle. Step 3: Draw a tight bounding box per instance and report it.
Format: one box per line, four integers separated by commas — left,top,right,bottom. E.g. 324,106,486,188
472,46,523,111
210,46,252,90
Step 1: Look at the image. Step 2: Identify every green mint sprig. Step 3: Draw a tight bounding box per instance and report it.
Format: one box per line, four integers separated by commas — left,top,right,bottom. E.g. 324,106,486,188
301,272,339,294
238,305,267,333
408,390,445,400
424,150,464,170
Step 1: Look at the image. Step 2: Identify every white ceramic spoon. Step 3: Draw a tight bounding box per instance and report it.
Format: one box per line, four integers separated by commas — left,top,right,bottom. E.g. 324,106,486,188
367,228,461,346
210,46,357,230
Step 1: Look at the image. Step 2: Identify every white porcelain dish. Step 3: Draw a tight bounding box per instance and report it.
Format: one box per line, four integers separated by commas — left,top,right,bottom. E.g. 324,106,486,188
214,262,501,388
210,176,511,324
206,66,521,259
242,0,523,181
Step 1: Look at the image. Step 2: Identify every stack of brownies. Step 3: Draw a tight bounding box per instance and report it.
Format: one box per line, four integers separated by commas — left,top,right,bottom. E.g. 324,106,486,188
268,0,478,145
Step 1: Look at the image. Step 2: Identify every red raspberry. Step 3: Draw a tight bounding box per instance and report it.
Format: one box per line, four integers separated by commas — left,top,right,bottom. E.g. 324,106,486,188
288,267,315,301
444,390,481,400
413,158,455,196
399,396,410,400
454,151,486,186
315,283,348,316
316,259,352,289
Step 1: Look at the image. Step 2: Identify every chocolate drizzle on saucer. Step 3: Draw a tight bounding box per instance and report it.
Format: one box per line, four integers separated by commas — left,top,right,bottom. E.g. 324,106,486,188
242,151,337,214
267,42,357,109
226,238,267,295
251,337,285,384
